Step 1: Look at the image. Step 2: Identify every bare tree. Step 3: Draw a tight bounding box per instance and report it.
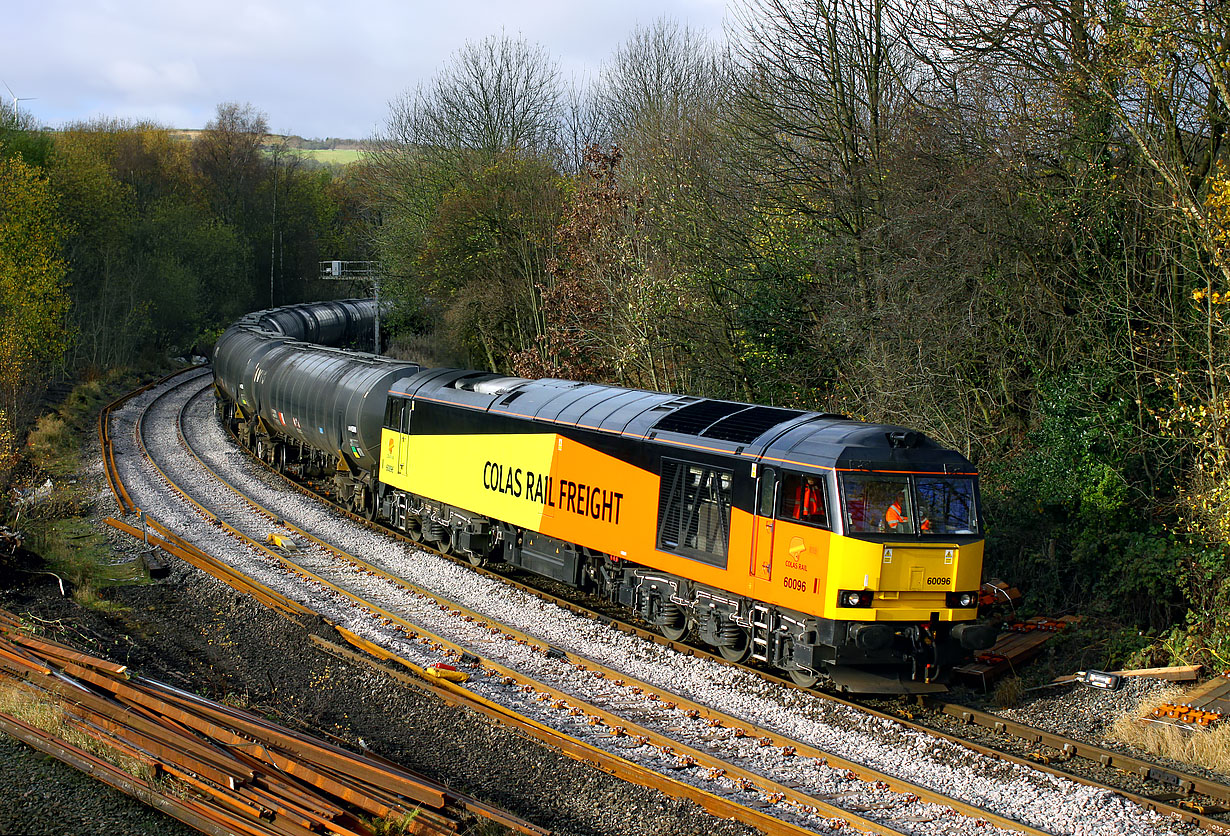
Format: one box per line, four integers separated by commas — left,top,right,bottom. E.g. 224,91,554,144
366,35,569,370
921,0,1230,283
559,77,609,174
597,19,728,165
729,0,924,287
192,102,269,227
382,33,563,162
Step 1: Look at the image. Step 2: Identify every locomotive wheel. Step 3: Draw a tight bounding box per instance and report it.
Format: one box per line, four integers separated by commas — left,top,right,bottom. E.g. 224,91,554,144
406,516,423,542
788,668,819,688
465,550,486,568
659,619,688,642
657,603,688,642
717,624,751,663
435,528,455,556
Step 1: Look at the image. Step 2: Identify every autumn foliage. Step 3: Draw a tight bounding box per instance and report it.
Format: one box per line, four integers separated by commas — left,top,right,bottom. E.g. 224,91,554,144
0,149,71,465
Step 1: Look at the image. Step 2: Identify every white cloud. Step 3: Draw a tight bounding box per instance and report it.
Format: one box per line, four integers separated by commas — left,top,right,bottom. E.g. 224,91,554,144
9,0,730,137
102,60,201,98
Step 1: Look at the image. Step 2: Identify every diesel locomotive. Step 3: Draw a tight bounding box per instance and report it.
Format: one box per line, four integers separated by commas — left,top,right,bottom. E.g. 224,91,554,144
214,301,997,693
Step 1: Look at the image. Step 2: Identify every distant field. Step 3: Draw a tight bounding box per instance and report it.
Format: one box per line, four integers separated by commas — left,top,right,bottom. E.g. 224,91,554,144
167,130,368,166
290,148,366,165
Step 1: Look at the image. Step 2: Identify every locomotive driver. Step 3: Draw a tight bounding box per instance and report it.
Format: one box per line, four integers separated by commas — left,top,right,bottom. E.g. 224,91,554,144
886,492,931,532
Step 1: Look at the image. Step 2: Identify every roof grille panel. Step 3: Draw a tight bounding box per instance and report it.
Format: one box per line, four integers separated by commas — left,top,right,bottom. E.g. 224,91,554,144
652,400,749,436
703,405,807,443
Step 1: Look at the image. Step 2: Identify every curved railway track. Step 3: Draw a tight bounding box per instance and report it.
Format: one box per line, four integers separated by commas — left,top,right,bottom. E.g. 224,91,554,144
105,369,1216,836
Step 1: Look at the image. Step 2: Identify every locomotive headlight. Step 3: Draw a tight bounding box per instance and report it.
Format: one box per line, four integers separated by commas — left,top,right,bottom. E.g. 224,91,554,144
946,591,978,608
838,590,872,608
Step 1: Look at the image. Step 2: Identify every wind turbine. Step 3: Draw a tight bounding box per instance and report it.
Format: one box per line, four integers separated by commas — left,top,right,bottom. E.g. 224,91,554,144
2,81,36,120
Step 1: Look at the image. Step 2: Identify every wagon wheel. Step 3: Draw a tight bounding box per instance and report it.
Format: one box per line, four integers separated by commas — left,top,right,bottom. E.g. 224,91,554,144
659,620,689,643
657,603,688,642
435,527,456,556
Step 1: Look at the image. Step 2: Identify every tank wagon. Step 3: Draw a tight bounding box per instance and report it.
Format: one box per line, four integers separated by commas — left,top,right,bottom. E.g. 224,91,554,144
215,301,997,692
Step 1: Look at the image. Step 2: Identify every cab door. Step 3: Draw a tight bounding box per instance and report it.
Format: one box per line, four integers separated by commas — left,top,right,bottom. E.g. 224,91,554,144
397,400,411,477
752,466,778,581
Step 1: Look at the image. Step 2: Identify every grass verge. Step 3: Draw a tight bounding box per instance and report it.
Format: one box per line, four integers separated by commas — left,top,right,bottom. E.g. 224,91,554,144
5,367,166,608
1108,686,1230,774
0,678,154,782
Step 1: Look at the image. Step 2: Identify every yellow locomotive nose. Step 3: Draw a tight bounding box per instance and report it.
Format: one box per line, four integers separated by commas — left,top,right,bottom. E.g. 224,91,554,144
823,538,984,622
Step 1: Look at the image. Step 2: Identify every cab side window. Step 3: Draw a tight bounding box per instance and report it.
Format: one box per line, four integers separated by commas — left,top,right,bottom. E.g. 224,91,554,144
756,468,778,517
385,397,411,432
779,472,830,529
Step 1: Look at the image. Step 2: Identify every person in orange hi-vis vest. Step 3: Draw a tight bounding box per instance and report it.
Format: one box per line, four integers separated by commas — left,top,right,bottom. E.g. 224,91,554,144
885,494,909,531
799,476,824,522
886,493,931,532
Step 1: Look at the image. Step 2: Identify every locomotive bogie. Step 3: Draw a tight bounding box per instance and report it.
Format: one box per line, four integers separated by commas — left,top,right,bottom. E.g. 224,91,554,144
374,485,494,562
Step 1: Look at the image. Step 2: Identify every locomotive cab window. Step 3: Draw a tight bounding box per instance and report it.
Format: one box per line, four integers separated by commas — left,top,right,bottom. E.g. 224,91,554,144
915,476,978,534
780,471,830,529
756,467,778,517
842,474,913,534
841,473,979,536
657,459,733,566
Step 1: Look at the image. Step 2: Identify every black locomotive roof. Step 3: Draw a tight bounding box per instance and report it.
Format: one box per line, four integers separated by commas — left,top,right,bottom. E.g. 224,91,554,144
766,419,975,474
390,370,976,474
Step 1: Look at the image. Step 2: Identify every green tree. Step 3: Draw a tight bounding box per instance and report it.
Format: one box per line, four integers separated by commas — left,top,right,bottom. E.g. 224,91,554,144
0,149,72,455
370,35,568,368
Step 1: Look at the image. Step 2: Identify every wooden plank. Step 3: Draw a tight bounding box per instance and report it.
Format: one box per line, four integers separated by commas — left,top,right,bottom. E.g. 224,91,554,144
953,619,1071,688
1179,674,1230,705
1052,665,1203,685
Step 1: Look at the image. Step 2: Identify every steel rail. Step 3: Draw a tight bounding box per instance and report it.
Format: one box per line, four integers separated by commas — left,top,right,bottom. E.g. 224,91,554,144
0,612,537,836
102,515,311,619
933,702,1230,822
97,366,205,514
168,379,1065,836
0,714,262,836
307,632,858,836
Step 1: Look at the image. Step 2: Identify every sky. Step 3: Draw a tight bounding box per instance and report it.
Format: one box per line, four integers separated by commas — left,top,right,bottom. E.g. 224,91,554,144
4,0,729,140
